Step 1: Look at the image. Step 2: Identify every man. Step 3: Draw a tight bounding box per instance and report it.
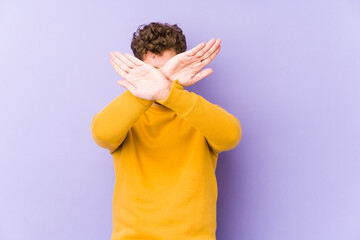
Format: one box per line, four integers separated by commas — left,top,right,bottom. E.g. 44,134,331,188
91,22,242,240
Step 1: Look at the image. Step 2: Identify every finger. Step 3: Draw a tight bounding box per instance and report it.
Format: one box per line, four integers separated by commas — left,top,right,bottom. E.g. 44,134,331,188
110,57,129,79
114,51,135,72
123,53,143,67
116,79,137,92
110,52,129,71
192,68,213,83
201,45,221,66
200,38,221,61
198,38,216,56
110,52,131,73
194,38,217,58
187,42,206,56
123,53,144,66
207,38,222,57
114,51,136,69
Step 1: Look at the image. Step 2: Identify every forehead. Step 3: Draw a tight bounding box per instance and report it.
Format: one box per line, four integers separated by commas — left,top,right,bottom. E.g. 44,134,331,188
143,49,177,68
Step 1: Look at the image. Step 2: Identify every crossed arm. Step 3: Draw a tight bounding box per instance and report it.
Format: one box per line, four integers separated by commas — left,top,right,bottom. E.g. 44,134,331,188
109,38,222,100
91,38,242,154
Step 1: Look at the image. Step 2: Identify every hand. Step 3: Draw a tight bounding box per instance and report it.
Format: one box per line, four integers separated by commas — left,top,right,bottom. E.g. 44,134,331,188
109,52,172,101
159,38,221,87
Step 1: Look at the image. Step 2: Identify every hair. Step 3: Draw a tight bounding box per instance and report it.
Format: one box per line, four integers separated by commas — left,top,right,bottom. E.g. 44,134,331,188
131,22,187,60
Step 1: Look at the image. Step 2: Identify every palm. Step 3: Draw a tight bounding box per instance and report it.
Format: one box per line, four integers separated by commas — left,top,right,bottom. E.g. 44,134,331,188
160,38,221,87
109,52,169,100
126,65,163,98
164,53,203,84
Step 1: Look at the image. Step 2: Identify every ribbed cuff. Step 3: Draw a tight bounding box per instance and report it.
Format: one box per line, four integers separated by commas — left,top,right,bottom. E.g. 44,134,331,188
156,79,198,118
124,90,155,107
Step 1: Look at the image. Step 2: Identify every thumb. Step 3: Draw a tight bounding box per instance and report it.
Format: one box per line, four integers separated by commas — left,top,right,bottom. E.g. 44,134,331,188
116,79,136,92
192,68,213,83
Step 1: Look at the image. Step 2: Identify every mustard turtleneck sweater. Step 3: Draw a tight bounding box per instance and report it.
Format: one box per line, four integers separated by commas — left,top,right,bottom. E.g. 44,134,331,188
91,79,242,240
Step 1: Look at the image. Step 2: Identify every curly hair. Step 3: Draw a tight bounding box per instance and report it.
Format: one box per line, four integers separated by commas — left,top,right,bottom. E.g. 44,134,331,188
131,22,187,60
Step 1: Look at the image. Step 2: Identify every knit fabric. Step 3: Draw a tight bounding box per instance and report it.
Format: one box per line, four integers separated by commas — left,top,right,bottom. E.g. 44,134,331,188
91,80,242,240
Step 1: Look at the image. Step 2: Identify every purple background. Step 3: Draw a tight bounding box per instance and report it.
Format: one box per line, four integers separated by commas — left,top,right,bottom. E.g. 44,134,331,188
1,0,359,239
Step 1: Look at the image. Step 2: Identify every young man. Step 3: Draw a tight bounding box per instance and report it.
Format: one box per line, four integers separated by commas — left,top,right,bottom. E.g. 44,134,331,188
91,22,242,240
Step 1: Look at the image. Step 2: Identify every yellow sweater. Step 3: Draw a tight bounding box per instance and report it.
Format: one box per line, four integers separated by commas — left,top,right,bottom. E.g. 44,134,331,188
91,80,242,240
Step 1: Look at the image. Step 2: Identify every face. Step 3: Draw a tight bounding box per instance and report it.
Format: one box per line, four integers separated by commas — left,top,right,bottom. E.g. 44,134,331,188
142,49,177,69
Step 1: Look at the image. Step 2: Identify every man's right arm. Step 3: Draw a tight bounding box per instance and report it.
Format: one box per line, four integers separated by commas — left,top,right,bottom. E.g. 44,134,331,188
91,90,154,154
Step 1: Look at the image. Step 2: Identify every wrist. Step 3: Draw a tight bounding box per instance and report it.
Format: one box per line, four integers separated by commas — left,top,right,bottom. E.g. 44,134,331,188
158,66,171,80
156,81,173,100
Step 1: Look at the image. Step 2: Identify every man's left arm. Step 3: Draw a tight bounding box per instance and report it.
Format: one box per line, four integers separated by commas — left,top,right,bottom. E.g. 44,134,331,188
157,79,242,154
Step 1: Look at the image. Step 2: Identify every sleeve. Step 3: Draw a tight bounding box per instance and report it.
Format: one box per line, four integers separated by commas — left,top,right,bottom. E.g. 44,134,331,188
91,90,155,154
156,80,242,154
